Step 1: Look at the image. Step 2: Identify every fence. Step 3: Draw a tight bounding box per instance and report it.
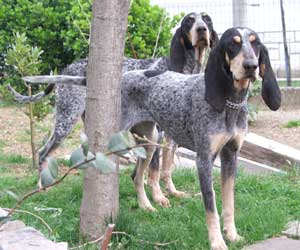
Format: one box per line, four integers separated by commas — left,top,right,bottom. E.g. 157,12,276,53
151,0,300,78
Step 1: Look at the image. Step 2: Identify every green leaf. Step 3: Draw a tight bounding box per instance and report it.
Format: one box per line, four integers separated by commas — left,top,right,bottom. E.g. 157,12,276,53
108,130,136,155
40,157,59,188
4,190,20,201
132,146,147,159
70,148,95,169
0,216,11,224
70,148,85,165
93,153,116,174
80,133,89,156
47,157,58,179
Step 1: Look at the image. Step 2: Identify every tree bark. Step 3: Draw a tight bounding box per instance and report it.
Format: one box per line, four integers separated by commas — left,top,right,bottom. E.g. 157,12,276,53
80,0,130,239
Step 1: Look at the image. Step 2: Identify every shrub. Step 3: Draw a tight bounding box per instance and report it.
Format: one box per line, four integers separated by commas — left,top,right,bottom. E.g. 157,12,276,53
0,0,181,76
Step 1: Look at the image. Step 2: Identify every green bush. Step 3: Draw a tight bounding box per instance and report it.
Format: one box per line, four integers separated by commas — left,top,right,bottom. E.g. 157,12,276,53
0,0,181,76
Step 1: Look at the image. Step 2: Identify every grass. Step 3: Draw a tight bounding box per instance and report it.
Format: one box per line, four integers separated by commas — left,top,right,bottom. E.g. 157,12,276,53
283,120,300,128
278,80,300,87
0,164,300,250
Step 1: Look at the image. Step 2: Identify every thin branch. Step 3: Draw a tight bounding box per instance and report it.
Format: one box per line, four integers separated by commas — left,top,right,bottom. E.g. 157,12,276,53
7,141,162,216
68,230,178,250
112,231,178,246
2,208,53,233
152,12,166,58
127,31,138,59
69,235,104,250
71,15,89,45
100,224,115,250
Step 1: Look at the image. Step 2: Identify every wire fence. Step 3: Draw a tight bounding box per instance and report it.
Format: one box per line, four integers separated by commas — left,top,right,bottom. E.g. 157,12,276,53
151,0,300,78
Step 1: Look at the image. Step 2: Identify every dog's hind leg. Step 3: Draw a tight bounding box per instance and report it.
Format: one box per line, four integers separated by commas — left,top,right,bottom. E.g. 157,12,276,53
147,135,170,207
131,122,159,211
220,140,243,243
161,135,187,197
197,154,227,250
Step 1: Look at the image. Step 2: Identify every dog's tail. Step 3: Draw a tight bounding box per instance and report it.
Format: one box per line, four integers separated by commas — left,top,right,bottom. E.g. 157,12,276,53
7,75,86,104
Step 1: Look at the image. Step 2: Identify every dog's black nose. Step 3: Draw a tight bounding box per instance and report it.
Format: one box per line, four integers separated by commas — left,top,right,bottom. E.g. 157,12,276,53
196,26,207,33
243,59,258,71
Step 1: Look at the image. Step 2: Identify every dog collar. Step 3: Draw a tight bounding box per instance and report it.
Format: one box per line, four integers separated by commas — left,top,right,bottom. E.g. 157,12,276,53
225,99,247,110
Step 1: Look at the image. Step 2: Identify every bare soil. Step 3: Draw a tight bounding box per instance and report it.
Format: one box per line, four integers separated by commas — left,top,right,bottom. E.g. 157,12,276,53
0,106,299,161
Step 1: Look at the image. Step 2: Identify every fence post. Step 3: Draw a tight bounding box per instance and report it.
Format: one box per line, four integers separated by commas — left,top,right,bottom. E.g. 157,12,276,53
233,0,247,27
280,0,292,86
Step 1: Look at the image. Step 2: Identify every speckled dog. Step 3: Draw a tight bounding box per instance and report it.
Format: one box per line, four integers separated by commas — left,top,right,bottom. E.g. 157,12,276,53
121,27,281,250
9,12,219,207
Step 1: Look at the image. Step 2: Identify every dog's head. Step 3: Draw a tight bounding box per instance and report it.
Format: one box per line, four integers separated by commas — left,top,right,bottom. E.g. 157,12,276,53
205,27,281,112
170,12,219,72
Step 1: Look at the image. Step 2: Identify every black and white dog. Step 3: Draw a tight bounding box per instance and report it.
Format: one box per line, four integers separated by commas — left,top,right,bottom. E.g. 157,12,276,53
120,27,281,249
16,27,281,250
9,12,219,207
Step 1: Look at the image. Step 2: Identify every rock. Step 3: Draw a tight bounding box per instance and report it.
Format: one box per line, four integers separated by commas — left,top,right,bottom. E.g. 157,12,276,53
282,221,300,238
243,237,300,250
0,220,26,232
0,209,8,218
0,225,68,250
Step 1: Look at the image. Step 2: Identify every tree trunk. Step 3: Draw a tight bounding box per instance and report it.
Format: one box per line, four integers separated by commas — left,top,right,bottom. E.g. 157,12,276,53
80,0,130,239
280,0,292,86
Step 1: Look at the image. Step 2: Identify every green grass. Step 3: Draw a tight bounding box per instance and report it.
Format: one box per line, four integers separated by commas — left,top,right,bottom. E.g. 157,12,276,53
0,166,299,250
283,120,300,128
278,80,300,87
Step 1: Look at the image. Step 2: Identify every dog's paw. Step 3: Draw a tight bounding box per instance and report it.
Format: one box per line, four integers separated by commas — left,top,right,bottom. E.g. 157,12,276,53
153,194,170,208
211,238,228,250
168,189,190,198
223,228,243,243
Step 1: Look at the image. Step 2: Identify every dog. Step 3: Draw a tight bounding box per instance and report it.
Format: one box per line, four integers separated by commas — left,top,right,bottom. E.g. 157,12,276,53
119,27,281,249
9,12,219,207
12,27,281,250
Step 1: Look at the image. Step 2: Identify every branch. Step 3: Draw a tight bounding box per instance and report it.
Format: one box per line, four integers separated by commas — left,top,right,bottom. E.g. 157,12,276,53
2,208,53,233
152,12,166,58
100,224,115,250
6,141,162,216
68,229,178,250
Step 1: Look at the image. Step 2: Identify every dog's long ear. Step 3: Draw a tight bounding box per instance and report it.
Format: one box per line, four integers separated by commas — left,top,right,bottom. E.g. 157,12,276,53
259,44,281,111
204,45,233,112
210,30,219,48
170,28,185,72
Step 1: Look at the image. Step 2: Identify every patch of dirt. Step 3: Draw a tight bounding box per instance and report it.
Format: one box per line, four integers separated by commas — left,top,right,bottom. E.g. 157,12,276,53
249,109,300,150
0,106,82,160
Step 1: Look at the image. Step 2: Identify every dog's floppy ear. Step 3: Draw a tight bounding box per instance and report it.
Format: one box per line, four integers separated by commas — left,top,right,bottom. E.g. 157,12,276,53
170,28,185,72
259,44,281,111
210,30,219,48
204,45,233,112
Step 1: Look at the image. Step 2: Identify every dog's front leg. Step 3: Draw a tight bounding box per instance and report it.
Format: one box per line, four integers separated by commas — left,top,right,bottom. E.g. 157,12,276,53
197,156,228,250
220,141,243,242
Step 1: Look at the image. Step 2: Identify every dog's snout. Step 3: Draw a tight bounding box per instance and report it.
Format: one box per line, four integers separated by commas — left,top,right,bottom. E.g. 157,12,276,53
243,59,258,71
196,26,207,33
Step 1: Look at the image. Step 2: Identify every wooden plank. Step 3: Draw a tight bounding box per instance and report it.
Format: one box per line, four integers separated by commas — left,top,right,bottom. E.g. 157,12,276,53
241,132,300,169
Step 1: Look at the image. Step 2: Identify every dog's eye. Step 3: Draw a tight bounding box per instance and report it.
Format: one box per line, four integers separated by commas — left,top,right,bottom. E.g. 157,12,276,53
188,17,195,22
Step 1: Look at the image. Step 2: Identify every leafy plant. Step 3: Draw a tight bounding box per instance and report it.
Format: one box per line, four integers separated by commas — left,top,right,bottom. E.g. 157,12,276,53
283,120,300,128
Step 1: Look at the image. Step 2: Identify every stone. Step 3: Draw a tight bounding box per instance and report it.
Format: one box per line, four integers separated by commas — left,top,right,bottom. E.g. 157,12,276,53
0,220,26,232
282,221,300,238
243,237,300,250
0,226,68,250
0,209,8,218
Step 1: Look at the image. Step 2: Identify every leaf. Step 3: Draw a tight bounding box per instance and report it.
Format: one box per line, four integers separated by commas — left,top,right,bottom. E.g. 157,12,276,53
108,130,136,155
4,190,20,201
70,148,95,169
93,153,116,174
0,216,11,224
80,133,89,156
70,148,85,165
132,146,147,159
47,157,58,179
40,157,58,187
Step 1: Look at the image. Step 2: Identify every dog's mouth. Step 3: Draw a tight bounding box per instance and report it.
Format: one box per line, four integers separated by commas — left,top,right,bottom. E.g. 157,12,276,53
193,37,209,48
